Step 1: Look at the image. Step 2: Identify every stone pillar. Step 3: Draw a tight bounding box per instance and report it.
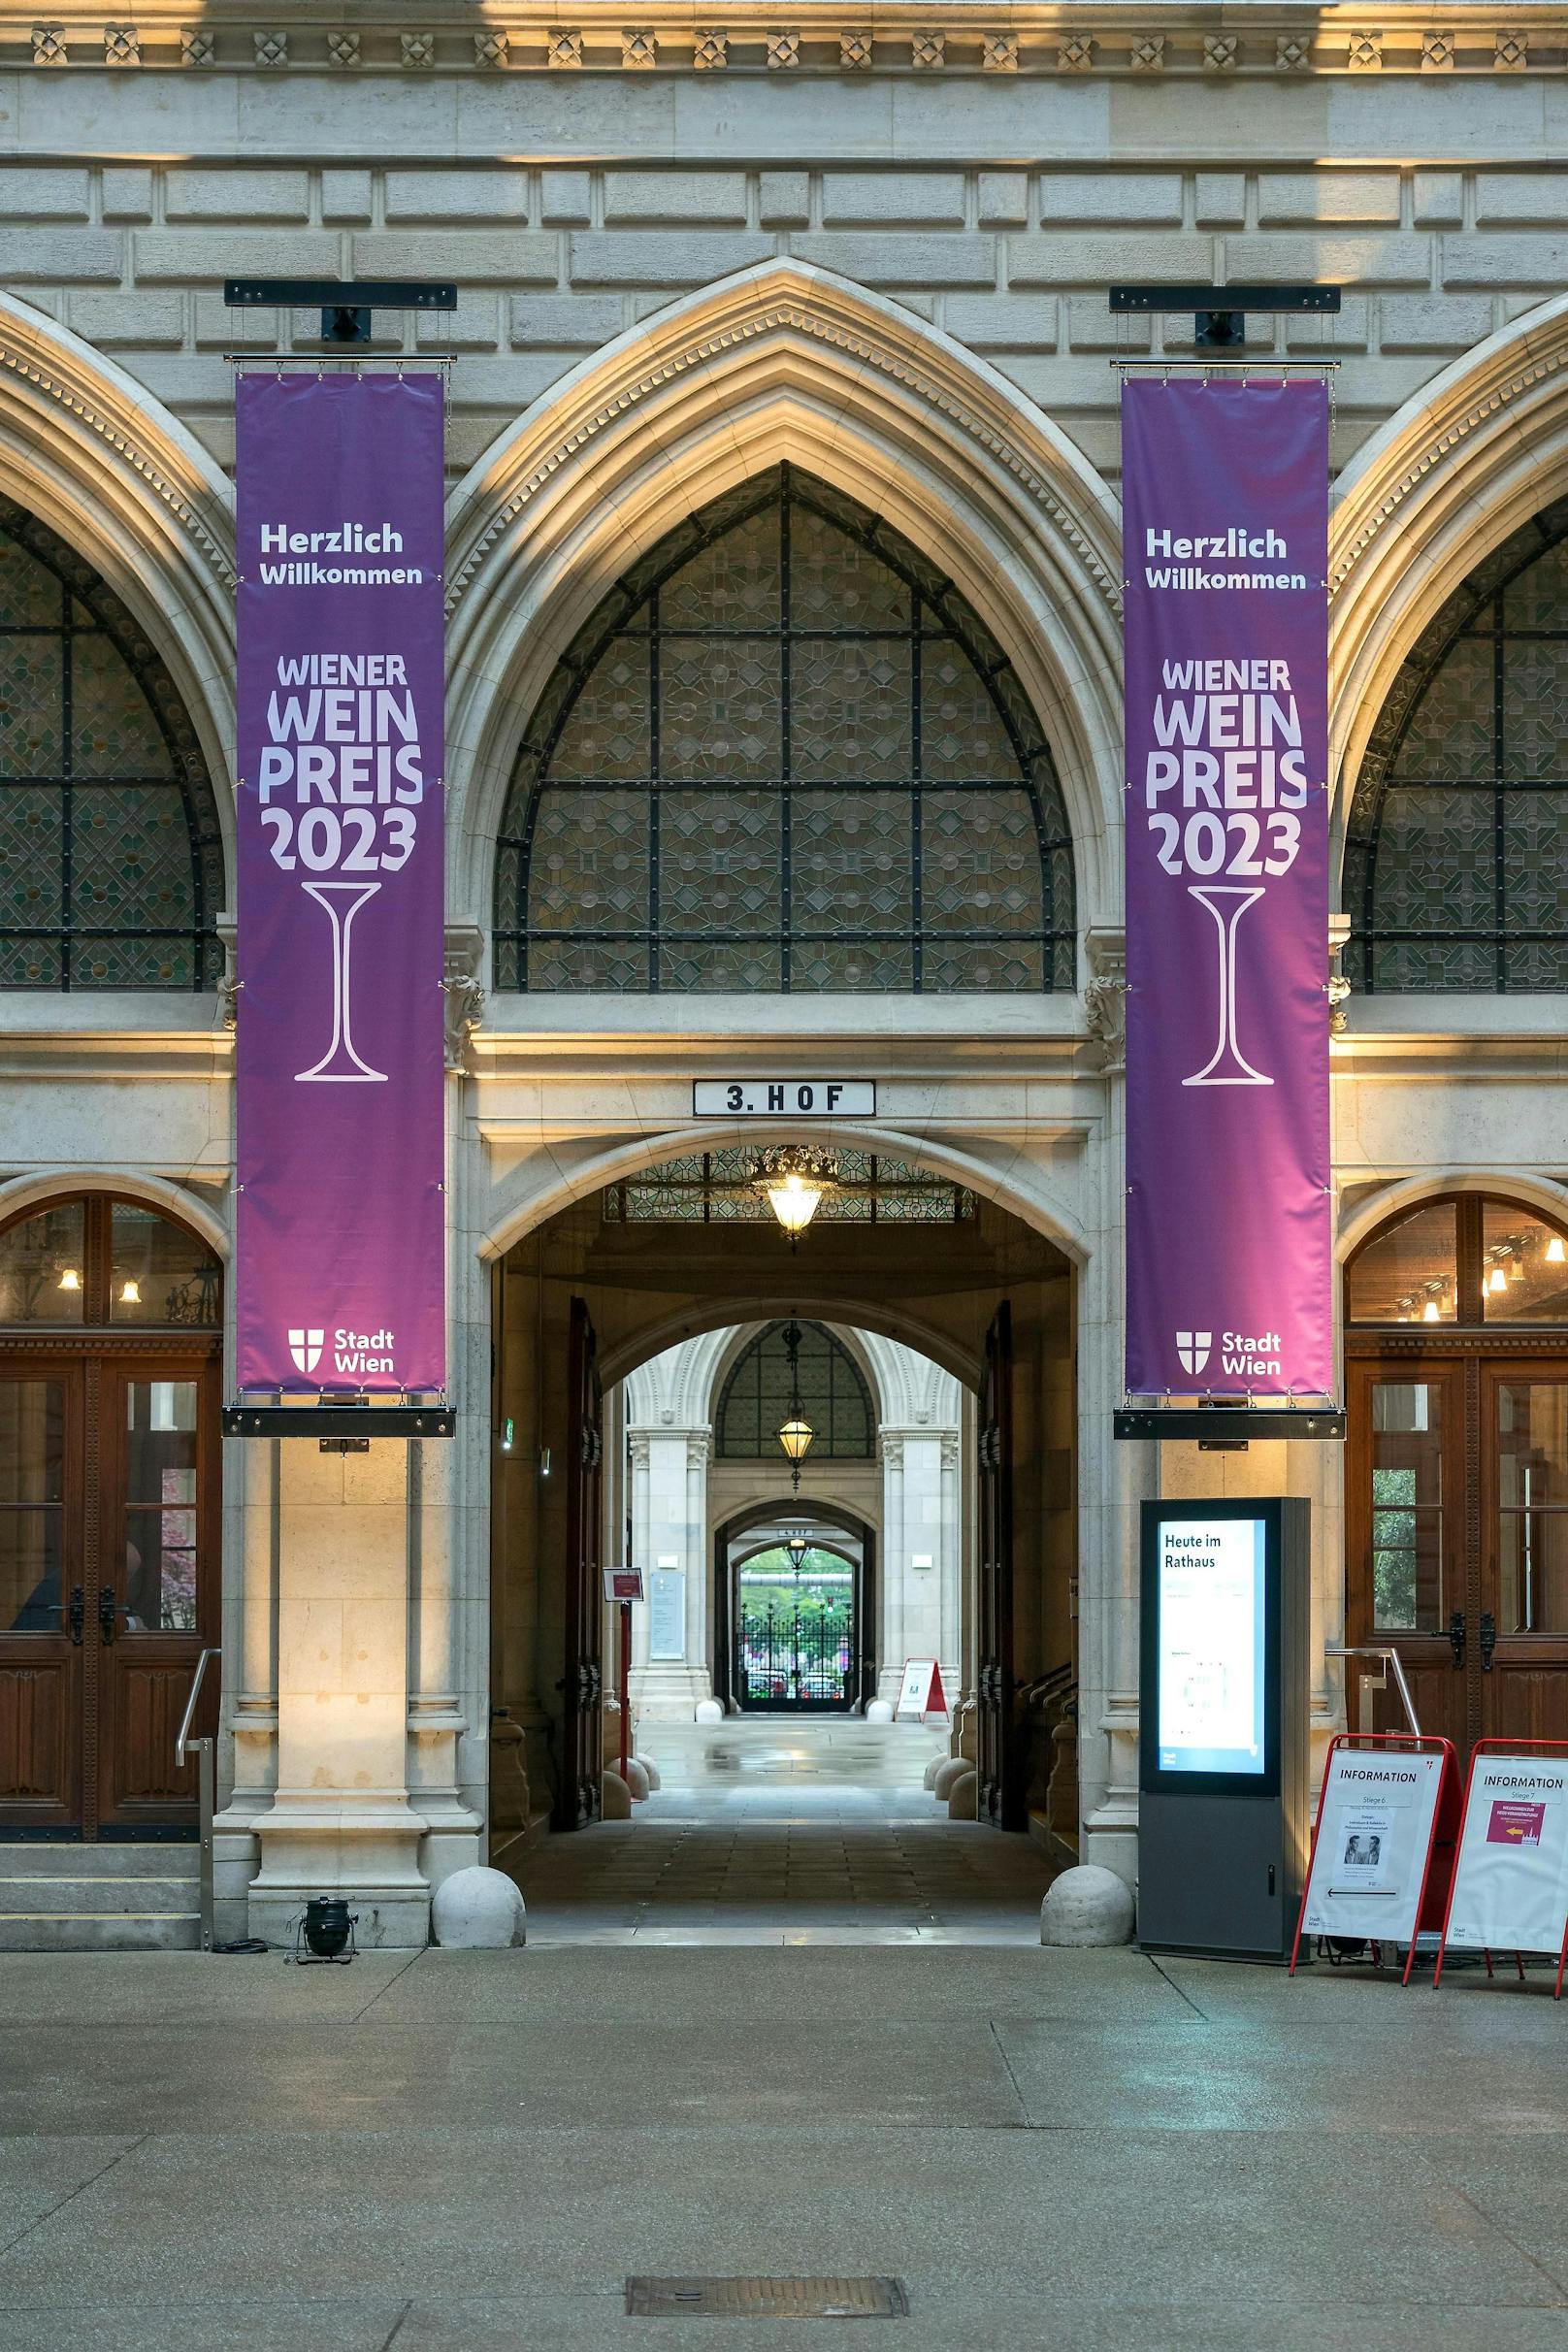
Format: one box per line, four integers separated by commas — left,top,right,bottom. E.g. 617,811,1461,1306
213,1434,278,1943
407,1436,482,1897
246,1442,430,1948
938,1430,962,1692
627,1424,711,1714
877,1431,905,1700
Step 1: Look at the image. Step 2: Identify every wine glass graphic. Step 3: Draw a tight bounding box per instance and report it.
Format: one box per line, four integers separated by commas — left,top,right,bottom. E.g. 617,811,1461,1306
295,880,388,1084
1183,884,1273,1089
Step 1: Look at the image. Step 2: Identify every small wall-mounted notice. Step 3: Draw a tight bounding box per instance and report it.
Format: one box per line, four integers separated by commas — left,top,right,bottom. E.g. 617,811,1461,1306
693,1080,876,1117
603,1566,645,1604
648,1569,685,1660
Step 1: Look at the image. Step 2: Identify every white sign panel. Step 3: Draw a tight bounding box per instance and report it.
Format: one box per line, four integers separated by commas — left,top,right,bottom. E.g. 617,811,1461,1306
896,1660,947,1719
1445,1752,1568,1954
692,1080,876,1117
1155,1515,1265,1776
1302,1748,1446,1944
648,1568,685,1661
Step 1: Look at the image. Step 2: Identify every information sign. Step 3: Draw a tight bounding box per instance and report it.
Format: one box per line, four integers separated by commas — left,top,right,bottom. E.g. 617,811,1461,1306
648,1569,685,1659
1440,1746,1568,1978
693,1080,875,1117
1299,1742,1451,1952
896,1660,947,1720
1153,1513,1266,1778
603,1566,645,1604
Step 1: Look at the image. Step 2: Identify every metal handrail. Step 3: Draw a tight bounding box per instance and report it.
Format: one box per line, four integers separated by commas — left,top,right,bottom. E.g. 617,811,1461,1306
176,1648,220,1952
1325,1642,1421,1738
176,1646,219,1768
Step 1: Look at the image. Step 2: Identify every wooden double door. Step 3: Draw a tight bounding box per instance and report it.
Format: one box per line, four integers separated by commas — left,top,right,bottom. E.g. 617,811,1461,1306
0,1348,220,1836
1348,1349,1568,1758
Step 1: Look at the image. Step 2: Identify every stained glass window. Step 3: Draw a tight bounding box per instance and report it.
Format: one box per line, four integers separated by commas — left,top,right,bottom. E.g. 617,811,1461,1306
716,1322,874,1458
495,466,1074,992
0,498,223,990
1346,504,1568,991
602,1148,972,1225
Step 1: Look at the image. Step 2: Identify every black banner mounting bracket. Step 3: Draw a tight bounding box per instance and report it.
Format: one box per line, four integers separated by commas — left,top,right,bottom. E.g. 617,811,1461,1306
224,278,457,347
1109,282,1341,352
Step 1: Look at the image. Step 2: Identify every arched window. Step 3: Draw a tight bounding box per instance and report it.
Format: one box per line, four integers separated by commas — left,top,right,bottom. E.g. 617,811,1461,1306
1346,1192,1568,1326
0,497,224,990
495,465,1075,993
0,1193,221,1328
1345,506,1568,992
716,1322,874,1458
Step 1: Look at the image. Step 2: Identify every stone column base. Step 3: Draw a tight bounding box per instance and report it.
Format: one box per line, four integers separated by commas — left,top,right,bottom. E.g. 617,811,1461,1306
246,1793,433,1949
629,1663,712,1718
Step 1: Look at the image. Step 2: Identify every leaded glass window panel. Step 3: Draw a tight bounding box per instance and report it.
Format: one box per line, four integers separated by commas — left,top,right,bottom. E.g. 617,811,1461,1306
716,1322,874,1459
495,465,1074,992
0,497,223,991
1348,504,1568,992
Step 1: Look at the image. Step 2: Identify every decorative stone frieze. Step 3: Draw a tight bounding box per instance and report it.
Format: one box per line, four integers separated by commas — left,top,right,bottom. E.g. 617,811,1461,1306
981,29,1017,71
546,24,583,64
474,27,507,63
1275,33,1311,68
839,25,871,67
401,31,436,66
1347,30,1383,69
912,28,944,68
30,21,65,62
180,23,212,63
252,29,287,66
328,29,360,66
1421,29,1454,69
1202,32,1236,70
693,25,728,68
1058,33,1094,69
621,25,657,66
1129,35,1163,70
103,22,139,64
767,26,800,67
1495,27,1528,68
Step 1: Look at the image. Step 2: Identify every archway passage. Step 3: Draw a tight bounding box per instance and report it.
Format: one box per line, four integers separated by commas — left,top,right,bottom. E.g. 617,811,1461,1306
489,1148,1076,1934
729,1516,864,1715
0,1192,223,1835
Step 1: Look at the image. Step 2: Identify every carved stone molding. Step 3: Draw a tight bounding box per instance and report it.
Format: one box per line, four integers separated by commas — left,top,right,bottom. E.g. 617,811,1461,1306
621,24,657,65
766,25,800,67
442,923,486,1074
838,24,871,66
445,268,1122,626
693,23,727,66
911,26,944,67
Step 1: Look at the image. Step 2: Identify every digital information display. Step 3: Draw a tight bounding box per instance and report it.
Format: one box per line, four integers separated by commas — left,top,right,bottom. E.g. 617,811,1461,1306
1155,1515,1267,1777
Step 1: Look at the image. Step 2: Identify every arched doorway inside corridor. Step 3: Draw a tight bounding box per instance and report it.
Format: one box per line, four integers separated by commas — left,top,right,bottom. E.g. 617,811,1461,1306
0,1192,223,1836
1346,1189,1568,1756
717,1503,874,1716
489,1146,1076,1857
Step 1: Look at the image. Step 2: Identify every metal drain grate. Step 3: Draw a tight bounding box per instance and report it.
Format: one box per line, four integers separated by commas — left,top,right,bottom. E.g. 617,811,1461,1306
627,2276,908,2319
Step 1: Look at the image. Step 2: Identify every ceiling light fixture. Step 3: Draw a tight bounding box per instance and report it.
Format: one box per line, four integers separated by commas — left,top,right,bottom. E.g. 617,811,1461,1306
752,1147,837,1246
774,1320,816,1491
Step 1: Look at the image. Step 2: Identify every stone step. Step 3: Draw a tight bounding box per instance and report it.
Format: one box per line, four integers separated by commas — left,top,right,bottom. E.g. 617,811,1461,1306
0,1842,198,1878
0,1872,197,1916
0,1911,200,1954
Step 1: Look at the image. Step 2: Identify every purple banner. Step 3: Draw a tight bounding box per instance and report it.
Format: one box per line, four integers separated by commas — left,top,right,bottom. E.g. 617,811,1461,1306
1123,377,1331,1399
235,373,445,1394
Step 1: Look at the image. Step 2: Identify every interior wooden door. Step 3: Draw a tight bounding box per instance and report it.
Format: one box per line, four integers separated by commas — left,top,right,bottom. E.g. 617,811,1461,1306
0,1363,82,1832
1481,1366,1568,1746
1346,1356,1472,1750
95,1357,220,1833
559,1296,604,1830
975,1302,1017,1828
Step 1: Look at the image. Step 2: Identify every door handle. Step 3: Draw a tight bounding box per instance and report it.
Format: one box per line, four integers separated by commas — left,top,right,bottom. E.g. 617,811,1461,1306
68,1585,84,1646
1480,1611,1497,1673
98,1585,117,1645
1449,1609,1466,1668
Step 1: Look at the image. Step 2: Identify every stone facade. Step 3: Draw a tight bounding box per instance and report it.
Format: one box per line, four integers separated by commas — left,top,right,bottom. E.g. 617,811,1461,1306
5,2,1568,1938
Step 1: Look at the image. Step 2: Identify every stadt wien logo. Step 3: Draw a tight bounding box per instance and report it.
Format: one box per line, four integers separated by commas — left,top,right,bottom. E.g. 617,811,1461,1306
1176,1330,1212,1376
288,1327,325,1374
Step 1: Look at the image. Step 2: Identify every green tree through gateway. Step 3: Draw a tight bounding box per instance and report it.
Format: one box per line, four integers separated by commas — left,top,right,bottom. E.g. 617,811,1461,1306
736,1545,857,1711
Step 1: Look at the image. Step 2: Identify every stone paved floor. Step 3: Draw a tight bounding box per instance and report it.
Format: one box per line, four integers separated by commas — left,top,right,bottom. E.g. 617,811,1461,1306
522,1717,1056,1944
2,1938,1567,2350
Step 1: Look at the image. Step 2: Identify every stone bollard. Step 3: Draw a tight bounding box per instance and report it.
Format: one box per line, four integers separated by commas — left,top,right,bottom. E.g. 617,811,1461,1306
623,1756,651,1801
430,1866,527,1949
1039,1865,1135,1947
946,1768,978,1821
636,1754,662,1790
931,1754,968,1803
695,1698,724,1724
602,1770,634,1819
866,1698,895,1724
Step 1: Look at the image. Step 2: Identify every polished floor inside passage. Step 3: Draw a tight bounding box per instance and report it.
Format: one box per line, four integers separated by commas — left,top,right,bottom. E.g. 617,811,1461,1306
519,1717,1058,1945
